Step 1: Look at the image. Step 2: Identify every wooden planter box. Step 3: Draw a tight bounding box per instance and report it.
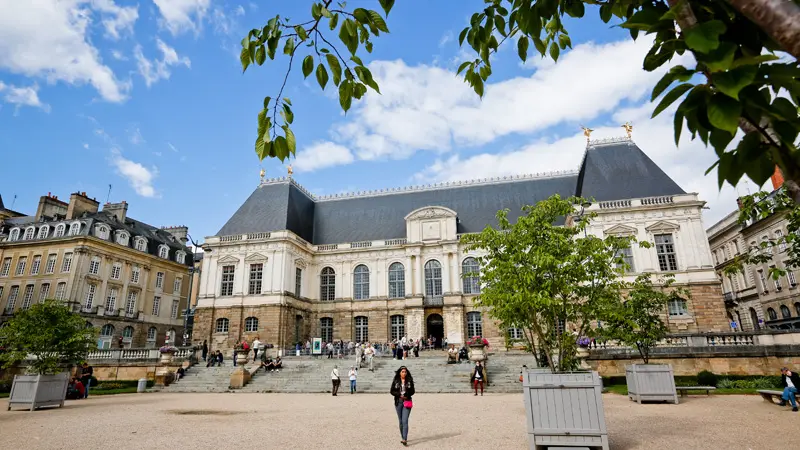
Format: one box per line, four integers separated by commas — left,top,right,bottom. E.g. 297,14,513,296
625,364,678,404
522,370,609,450
7,373,70,411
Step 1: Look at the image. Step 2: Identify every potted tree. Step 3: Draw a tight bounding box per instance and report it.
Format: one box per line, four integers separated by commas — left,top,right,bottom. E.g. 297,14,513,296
0,299,96,411
602,274,689,404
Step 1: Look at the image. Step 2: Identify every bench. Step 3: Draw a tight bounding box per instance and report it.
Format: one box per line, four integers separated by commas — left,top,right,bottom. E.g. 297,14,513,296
758,389,799,404
676,386,716,397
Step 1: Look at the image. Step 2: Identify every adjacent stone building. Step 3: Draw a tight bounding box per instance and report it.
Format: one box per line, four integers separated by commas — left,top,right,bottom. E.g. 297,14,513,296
0,192,193,348
194,136,728,353
706,169,800,331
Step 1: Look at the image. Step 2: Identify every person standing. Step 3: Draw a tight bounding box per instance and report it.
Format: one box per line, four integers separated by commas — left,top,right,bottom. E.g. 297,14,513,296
79,362,93,399
354,343,363,369
252,336,261,362
201,340,208,362
780,367,800,411
331,365,341,396
471,361,487,396
365,343,375,372
390,366,415,446
349,366,358,394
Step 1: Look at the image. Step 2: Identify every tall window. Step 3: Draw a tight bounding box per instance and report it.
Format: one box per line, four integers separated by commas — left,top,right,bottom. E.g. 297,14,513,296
508,328,524,340
156,272,164,289
100,324,115,337
21,285,35,310
215,318,229,333
147,327,157,342
96,225,110,240
111,262,122,280
88,257,101,275
390,315,405,340
171,300,179,319
655,234,678,271
767,307,778,320
23,227,35,240
5,286,19,311
466,312,483,337
37,225,49,239
158,245,169,259
354,316,368,342
245,316,259,332
320,267,335,301
353,265,370,300
173,277,182,294
668,298,688,316
116,231,129,246
770,265,782,290
55,282,66,300
54,224,65,237
134,237,147,251
320,317,333,342
85,284,97,308
131,265,140,284
295,267,302,297
758,269,768,292
176,251,186,264
152,296,161,316
15,256,27,276
780,304,791,319
8,228,19,241
615,247,635,273
424,260,443,298
1,258,11,277
220,265,235,296
788,268,797,287
126,291,137,314
462,257,481,294
61,252,73,272
749,307,761,331
45,254,56,274
388,262,405,299
31,255,41,275
776,229,787,252
39,283,50,302
248,263,263,295
68,222,81,236
105,287,118,311
122,326,134,343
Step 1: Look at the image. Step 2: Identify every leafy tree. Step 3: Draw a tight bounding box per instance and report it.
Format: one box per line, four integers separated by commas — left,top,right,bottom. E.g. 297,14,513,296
0,299,97,375
242,1,800,204
601,274,689,364
460,194,630,372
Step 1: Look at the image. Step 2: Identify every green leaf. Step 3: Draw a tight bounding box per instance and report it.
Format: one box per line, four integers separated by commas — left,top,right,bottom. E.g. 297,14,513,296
683,20,726,53
495,15,507,37
283,37,295,55
283,97,291,106
473,74,485,97
316,63,329,90
651,66,695,101
458,28,469,46
329,13,339,31
240,47,251,72
355,66,380,93
731,54,780,69
339,80,353,112
368,10,389,33
621,5,665,30
713,66,758,99
599,4,613,23
673,110,683,146
295,25,308,41
709,128,734,154
353,8,369,24
365,41,373,53
702,42,736,72
282,104,294,124
263,96,272,109
326,54,342,86
517,37,529,62
320,6,333,19
283,125,296,154
533,37,547,55
707,94,742,133
267,37,278,59
351,55,364,66
302,55,314,78
549,42,560,61
457,61,472,75
274,136,289,161
379,0,395,17
652,83,693,118
255,45,266,65
558,34,572,50
340,19,359,55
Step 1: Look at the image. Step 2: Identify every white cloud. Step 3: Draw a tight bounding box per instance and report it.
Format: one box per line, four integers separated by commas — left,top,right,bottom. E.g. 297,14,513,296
235,5,245,16
293,142,354,172
0,0,130,102
439,31,453,48
128,126,145,144
0,81,50,111
109,149,159,197
152,0,210,35
153,151,163,157
83,143,89,149
90,0,138,40
134,38,191,87
111,49,127,60
168,142,178,152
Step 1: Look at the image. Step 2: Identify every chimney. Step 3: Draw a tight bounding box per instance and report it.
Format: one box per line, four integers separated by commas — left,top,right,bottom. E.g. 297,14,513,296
103,201,129,223
36,193,68,220
161,225,189,244
66,192,99,220
771,166,785,191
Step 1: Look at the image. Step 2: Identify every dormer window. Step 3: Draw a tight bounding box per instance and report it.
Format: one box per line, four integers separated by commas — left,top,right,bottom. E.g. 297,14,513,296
134,237,147,252
68,222,81,236
95,224,110,240
37,225,49,239
176,251,186,264
23,227,35,240
54,224,66,237
8,228,20,241
158,245,169,259
115,230,130,246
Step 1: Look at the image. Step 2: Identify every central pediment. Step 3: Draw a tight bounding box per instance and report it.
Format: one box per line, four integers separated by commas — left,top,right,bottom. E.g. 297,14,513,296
404,206,458,221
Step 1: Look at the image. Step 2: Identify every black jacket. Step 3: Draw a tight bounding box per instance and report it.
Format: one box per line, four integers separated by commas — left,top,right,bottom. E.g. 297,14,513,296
390,378,415,406
781,371,800,389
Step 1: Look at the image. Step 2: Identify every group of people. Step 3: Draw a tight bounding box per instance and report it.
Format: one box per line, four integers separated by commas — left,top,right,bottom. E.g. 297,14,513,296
446,344,470,363
66,362,93,399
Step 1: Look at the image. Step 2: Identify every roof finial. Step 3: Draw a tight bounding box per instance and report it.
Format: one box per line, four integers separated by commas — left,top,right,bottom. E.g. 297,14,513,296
260,168,265,183
621,121,633,139
580,125,593,145
287,164,293,177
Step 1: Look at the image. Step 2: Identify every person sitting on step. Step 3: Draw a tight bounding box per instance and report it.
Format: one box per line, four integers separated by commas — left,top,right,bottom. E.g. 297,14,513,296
447,345,458,364
273,356,282,371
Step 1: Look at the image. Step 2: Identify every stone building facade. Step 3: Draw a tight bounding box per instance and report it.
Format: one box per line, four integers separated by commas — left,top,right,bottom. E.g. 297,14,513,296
706,169,800,331
0,192,193,348
194,137,728,353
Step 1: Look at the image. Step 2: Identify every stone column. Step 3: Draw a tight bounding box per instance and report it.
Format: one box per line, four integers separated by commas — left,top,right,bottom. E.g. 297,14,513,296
416,255,423,296
444,305,464,345
404,255,413,297
406,308,424,339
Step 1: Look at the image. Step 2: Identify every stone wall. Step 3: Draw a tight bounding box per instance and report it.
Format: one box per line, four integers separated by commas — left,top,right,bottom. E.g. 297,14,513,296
590,354,800,377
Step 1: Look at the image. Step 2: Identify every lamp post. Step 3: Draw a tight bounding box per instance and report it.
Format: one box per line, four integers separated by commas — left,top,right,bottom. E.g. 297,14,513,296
182,233,202,347
576,201,593,237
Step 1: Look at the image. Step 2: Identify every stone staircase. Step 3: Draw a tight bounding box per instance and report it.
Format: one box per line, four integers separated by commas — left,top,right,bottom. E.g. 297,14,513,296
155,364,249,393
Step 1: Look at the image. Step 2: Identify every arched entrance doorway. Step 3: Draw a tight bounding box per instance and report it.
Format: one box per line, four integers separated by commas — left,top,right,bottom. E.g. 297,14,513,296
426,314,444,348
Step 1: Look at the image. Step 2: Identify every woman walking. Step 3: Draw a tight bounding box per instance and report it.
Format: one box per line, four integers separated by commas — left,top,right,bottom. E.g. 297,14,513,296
390,366,415,446
349,366,358,394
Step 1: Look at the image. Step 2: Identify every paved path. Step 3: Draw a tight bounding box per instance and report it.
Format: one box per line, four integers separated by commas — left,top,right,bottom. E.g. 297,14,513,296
1,393,795,449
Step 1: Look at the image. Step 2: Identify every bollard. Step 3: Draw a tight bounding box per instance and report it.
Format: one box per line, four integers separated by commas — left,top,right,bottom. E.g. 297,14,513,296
137,378,147,393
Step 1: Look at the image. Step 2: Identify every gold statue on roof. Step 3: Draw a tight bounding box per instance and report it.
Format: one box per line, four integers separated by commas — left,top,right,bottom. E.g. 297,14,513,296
622,121,633,138
580,125,594,144
287,164,293,176
259,168,265,182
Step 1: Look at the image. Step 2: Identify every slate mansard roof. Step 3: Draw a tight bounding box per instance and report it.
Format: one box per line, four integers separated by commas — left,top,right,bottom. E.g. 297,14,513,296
217,137,686,245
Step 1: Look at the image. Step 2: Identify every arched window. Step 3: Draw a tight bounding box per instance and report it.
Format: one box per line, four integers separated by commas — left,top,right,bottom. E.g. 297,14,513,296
215,318,229,333
68,222,81,236
158,245,169,259
100,324,115,336
462,257,481,294
424,260,443,298
176,251,186,264
134,237,147,252
390,315,405,341
37,225,49,239
320,267,336,301
320,317,333,342
466,312,483,337
780,305,791,319
749,308,761,331
8,228,20,241
245,316,259,332
667,298,688,316
116,231,129,246
795,303,800,317
122,326,134,340
354,316,368,342
147,327,157,341
388,262,405,299
54,224,66,237
95,225,110,240
353,265,370,300
767,308,778,321
23,227,36,240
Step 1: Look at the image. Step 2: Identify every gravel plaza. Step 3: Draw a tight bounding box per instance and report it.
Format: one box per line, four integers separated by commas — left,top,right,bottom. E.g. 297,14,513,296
0,392,795,449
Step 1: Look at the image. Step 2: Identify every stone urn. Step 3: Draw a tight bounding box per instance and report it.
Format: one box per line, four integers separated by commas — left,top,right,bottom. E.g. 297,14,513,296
468,344,487,362
159,350,176,364
235,348,251,365
576,346,591,370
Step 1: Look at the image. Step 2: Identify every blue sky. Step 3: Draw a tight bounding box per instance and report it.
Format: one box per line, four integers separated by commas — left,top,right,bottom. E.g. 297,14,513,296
0,1,755,243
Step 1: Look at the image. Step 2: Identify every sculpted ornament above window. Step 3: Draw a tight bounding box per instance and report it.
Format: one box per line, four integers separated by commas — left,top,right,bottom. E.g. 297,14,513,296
404,206,458,222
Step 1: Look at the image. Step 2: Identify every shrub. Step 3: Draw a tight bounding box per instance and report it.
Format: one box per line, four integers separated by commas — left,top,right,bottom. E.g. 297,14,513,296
96,382,125,390
717,377,781,389
697,370,718,387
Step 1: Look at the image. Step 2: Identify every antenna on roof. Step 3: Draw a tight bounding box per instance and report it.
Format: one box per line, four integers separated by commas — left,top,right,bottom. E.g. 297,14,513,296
106,184,112,204
10,194,16,210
